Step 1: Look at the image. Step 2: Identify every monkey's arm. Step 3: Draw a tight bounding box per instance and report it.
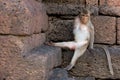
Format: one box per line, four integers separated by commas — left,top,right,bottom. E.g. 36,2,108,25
89,22,94,49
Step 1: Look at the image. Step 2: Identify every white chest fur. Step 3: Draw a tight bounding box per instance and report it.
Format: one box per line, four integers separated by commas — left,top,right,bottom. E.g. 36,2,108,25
73,24,90,42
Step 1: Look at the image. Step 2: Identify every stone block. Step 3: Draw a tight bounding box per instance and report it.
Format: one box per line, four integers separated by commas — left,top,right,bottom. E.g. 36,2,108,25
46,3,98,15
0,0,48,35
46,3,83,15
0,45,61,80
0,33,45,54
48,68,95,80
43,0,85,4
25,45,62,80
89,6,99,15
99,0,120,6
47,17,74,41
117,18,120,44
62,45,120,79
35,0,42,2
86,0,98,6
100,6,120,16
47,16,116,44
48,68,68,80
21,33,46,53
75,77,95,80
92,16,116,44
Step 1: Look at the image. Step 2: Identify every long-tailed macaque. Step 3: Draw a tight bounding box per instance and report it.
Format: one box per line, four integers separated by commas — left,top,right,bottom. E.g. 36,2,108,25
46,7,113,75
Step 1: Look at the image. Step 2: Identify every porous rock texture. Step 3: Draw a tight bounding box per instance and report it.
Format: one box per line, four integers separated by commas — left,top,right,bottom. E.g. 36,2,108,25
62,45,120,79
0,0,62,80
47,16,116,44
0,0,48,35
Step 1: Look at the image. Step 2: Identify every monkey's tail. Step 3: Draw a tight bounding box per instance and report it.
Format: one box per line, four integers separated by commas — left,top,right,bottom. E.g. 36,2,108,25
102,46,114,75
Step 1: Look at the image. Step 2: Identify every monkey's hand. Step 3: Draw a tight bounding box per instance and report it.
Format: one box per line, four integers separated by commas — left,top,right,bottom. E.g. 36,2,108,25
69,45,76,51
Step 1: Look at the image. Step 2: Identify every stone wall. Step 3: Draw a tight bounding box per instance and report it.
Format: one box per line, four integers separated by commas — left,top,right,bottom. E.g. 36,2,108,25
45,0,120,45
0,0,62,80
1,0,120,80
0,0,46,79
44,0,120,79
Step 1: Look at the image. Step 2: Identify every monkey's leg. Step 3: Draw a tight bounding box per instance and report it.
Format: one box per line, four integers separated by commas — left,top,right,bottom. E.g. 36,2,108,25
53,41,87,50
65,44,88,70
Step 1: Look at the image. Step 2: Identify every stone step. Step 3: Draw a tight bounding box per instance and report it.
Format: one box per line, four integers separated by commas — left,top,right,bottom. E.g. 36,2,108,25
0,34,46,54
62,45,120,79
24,45,62,80
48,68,95,80
0,45,61,80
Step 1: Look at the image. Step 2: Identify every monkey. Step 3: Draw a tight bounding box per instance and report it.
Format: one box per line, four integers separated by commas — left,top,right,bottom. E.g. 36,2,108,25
86,7,114,75
47,8,90,70
85,8,114,75
46,7,114,75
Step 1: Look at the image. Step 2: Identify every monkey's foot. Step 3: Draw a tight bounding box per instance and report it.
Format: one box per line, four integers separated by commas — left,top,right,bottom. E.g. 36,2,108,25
64,64,74,70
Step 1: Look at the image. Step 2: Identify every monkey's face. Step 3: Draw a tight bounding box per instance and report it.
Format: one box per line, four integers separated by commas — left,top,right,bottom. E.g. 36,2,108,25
79,13,89,24
79,7,90,24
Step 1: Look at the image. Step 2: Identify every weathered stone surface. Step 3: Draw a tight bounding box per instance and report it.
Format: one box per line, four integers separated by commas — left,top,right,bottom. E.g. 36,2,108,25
48,68,95,80
26,45,62,70
0,0,48,35
43,0,85,4
46,3,84,15
86,0,98,6
74,77,95,80
92,16,116,44
35,0,42,2
47,17,74,41
26,45,62,80
0,34,45,54
99,0,120,16
0,37,29,80
99,0,120,6
48,68,68,80
0,37,47,79
100,6,120,16
117,18,120,44
47,16,116,44
46,3,98,15
62,45,120,79
21,33,46,53
0,45,61,80
89,6,99,15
